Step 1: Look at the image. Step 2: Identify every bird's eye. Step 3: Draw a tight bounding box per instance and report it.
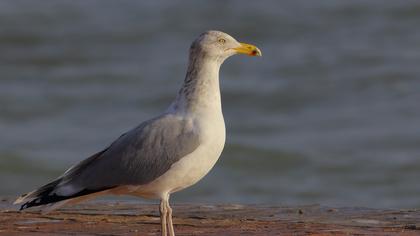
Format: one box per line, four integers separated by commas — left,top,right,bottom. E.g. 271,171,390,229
218,38,226,44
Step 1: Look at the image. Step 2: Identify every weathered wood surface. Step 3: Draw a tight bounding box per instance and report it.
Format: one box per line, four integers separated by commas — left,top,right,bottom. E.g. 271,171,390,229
0,199,419,235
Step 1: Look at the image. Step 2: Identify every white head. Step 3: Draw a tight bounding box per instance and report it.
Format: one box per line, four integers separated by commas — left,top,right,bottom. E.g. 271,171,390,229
189,30,262,64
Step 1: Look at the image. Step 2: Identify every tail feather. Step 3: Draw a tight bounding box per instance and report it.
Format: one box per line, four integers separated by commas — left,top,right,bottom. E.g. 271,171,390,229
14,149,113,211
15,179,113,211
14,179,62,205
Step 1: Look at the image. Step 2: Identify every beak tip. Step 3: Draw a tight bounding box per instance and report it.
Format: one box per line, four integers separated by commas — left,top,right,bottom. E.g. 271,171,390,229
235,43,262,57
251,48,262,57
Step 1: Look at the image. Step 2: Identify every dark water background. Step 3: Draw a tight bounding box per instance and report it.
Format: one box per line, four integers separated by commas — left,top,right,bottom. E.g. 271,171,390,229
1,0,420,208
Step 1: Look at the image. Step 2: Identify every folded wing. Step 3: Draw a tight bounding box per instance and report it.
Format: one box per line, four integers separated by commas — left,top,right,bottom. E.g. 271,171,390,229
15,114,200,210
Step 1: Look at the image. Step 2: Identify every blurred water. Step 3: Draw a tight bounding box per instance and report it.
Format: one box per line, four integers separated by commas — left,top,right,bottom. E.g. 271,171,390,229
1,0,420,208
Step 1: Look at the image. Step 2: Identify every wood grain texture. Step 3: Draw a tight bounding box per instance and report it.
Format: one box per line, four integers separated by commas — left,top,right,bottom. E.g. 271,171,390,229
1,199,419,235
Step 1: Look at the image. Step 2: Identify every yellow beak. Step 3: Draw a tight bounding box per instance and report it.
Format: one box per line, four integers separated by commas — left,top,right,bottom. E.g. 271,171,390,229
234,43,262,56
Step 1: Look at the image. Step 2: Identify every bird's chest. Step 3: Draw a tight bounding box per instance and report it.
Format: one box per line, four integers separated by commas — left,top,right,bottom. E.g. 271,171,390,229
129,113,226,199
197,110,226,149
171,113,226,188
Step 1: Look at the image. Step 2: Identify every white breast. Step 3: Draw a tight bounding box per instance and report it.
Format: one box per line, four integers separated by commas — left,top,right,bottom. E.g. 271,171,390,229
120,112,226,200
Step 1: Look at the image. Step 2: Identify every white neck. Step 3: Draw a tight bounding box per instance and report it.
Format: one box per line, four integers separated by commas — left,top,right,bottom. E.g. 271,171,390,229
168,56,223,115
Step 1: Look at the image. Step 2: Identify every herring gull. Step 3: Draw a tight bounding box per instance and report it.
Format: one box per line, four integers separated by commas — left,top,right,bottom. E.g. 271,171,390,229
14,30,261,236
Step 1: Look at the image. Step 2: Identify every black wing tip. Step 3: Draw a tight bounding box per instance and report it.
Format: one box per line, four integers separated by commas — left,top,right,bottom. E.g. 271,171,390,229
18,194,60,211
20,202,30,211
19,187,114,211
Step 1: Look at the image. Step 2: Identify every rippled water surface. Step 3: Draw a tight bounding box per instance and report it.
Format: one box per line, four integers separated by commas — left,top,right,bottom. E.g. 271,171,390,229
1,0,420,208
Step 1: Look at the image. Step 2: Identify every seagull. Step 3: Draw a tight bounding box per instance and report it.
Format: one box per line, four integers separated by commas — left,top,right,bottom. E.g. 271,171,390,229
14,30,261,236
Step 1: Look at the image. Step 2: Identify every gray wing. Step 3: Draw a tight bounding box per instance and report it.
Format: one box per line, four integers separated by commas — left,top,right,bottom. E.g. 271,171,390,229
64,113,200,191
17,113,200,208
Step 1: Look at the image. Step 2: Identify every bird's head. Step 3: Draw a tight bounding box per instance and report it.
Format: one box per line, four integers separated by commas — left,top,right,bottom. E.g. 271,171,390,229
190,30,262,63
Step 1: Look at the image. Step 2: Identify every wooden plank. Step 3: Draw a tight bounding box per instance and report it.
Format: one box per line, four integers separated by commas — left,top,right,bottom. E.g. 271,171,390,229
1,198,419,235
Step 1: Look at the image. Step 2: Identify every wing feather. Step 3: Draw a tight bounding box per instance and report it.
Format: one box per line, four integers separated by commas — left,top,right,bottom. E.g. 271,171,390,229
16,114,200,209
